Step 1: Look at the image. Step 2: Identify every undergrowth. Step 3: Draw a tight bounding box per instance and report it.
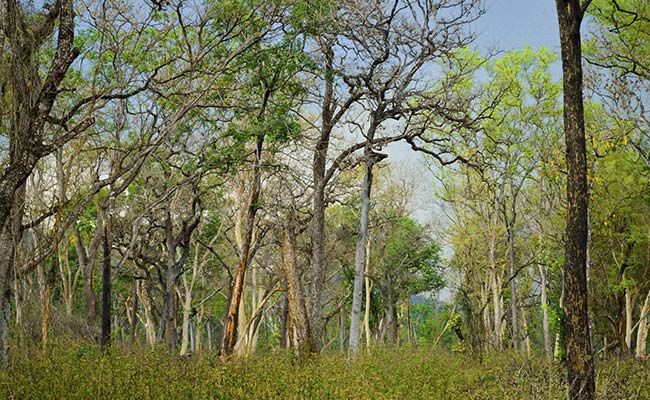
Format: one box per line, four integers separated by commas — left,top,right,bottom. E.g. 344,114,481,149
1,341,648,399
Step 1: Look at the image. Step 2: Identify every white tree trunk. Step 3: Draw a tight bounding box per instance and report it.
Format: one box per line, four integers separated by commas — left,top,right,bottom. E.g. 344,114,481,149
364,245,373,350
625,287,635,350
539,264,551,359
349,160,374,357
635,290,650,359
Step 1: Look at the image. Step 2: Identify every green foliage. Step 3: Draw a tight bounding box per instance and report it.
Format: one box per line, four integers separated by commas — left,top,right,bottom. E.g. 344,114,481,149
3,342,648,399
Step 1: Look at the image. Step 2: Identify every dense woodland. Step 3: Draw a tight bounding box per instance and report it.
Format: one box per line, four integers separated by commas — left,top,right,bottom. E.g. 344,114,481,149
1,0,650,398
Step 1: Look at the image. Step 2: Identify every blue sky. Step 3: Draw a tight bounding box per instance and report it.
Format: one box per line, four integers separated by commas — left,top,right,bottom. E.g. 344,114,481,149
473,0,561,53
388,1,566,228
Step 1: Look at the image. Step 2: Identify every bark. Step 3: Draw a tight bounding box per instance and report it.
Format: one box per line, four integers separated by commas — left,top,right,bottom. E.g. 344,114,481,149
363,241,373,350
307,45,335,352
100,210,112,350
180,247,200,355
489,202,503,350
280,291,289,349
625,287,635,351
41,210,60,349
555,1,595,397
506,224,519,351
73,214,102,331
138,280,156,345
282,217,316,357
540,265,552,359
221,135,263,359
0,220,14,369
130,280,138,345
635,290,650,359
349,160,374,357
381,278,398,345
0,0,79,366
521,298,531,356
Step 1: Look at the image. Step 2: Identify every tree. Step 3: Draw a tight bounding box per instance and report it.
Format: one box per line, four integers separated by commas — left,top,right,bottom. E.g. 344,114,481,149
0,0,82,368
554,0,596,398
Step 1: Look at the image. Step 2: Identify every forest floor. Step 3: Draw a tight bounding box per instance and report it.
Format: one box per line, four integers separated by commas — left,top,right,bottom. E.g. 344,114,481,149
2,342,649,399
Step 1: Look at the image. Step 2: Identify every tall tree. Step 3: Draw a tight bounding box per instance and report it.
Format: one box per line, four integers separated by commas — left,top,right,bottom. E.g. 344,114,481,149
0,0,82,368
554,0,595,398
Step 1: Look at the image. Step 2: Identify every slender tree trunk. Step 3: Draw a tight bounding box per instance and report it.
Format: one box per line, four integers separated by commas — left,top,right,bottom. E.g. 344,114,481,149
73,221,101,332
100,210,112,351
555,1,595,397
635,290,650,359
625,288,635,351
308,45,335,353
130,280,138,345
138,280,156,346
280,291,289,349
180,284,193,355
42,212,60,350
489,207,503,351
520,298,531,356
364,243,373,350
0,220,14,369
349,160,375,357
506,222,519,351
540,264,552,359
282,217,315,357
221,136,263,359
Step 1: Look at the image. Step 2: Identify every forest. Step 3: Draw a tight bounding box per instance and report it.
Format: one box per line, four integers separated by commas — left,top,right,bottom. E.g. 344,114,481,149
1,0,649,399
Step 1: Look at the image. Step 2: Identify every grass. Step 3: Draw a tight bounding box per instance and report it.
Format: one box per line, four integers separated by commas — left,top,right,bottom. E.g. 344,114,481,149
1,342,648,399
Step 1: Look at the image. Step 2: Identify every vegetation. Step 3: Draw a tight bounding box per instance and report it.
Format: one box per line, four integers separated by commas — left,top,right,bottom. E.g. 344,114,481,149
3,342,650,399
1,0,649,398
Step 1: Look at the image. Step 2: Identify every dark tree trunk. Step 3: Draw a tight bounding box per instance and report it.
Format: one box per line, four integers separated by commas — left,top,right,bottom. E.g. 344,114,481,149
0,218,15,369
554,1,595,398
0,0,79,367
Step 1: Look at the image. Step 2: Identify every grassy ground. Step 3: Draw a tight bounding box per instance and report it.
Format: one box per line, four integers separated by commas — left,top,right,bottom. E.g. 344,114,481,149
1,342,648,399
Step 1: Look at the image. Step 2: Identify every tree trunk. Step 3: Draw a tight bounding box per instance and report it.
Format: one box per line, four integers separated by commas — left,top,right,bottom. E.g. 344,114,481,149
130,280,138,345
282,217,315,357
520,297,531,356
555,1,595,397
349,160,375,357
180,283,193,355
625,287,635,351
489,207,503,351
280,291,289,349
506,221,519,351
138,280,156,346
221,135,263,359
635,290,650,359
364,243,373,350
540,264,552,359
100,213,112,351
307,45,335,353
73,219,101,332
0,220,14,369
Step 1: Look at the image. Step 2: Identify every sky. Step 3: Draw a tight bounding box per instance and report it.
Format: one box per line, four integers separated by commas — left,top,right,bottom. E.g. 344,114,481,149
473,0,560,53
387,0,563,234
